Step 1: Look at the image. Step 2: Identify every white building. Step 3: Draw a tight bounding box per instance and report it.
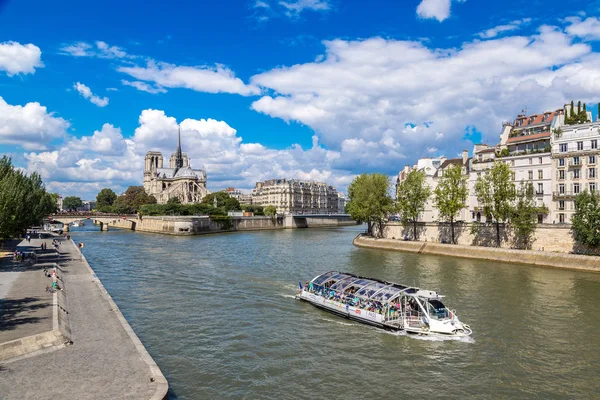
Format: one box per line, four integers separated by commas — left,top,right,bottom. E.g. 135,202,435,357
337,192,347,214
551,116,600,223
252,179,339,214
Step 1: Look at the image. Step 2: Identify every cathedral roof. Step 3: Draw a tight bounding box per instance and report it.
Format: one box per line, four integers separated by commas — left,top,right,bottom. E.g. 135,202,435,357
174,166,200,179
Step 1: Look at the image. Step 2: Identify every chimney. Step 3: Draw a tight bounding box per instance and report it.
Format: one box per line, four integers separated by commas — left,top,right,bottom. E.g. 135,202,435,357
462,149,468,165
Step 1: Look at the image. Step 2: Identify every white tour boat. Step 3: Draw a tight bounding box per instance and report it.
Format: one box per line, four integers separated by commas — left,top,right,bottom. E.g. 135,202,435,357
296,271,472,337
71,221,84,227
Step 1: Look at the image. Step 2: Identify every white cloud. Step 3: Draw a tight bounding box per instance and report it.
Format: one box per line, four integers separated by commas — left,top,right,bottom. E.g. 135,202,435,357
250,26,596,173
477,18,532,39
73,82,109,107
0,41,43,76
59,41,131,59
121,79,167,94
0,96,69,150
416,0,451,22
565,16,600,40
118,60,259,96
279,0,330,17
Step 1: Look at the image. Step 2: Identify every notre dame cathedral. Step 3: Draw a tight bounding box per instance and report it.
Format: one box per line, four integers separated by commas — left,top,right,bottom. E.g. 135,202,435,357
143,127,209,204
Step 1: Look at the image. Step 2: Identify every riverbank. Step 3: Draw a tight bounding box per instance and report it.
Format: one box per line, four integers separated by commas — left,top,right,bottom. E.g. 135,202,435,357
353,234,600,273
0,235,168,399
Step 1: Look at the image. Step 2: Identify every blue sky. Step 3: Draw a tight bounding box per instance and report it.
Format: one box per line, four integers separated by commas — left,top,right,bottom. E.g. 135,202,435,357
1,0,600,199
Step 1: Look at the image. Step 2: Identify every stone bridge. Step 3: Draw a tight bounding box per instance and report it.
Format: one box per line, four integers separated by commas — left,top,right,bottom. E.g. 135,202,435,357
49,214,138,232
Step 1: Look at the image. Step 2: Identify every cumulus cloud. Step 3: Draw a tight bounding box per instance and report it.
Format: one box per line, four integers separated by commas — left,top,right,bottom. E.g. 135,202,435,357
59,41,131,59
565,16,600,40
0,41,43,76
249,26,598,172
253,0,330,21
23,109,356,199
416,0,451,22
73,82,109,107
0,96,69,150
118,60,259,96
477,18,532,39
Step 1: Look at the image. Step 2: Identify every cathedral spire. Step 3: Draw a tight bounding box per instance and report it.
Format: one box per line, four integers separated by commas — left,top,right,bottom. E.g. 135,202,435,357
175,124,183,171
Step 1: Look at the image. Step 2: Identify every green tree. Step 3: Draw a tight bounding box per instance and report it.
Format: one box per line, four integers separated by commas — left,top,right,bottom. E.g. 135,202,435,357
347,173,395,237
0,157,56,240
511,181,547,249
63,196,83,211
396,170,431,240
113,186,156,213
202,192,241,212
264,205,277,217
167,197,181,204
571,190,600,248
242,204,264,216
96,188,117,208
434,164,468,244
474,162,515,247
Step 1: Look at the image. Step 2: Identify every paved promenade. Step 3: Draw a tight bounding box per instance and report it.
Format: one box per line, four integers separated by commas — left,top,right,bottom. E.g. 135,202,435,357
0,235,167,399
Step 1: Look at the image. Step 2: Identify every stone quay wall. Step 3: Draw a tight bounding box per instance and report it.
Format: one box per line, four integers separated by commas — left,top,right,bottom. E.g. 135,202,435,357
374,222,600,255
354,235,600,273
118,215,356,235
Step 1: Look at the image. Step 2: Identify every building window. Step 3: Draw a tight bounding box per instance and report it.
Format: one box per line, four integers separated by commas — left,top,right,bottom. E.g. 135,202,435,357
511,160,515,166
574,183,580,194
511,172,515,181
559,158,565,167
577,141,584,150
559,170,565,180
592,140,598,150
574,156,580,165
560,143,568,153
559,184,565,194
590,155,596,164
591,182,597,193
538,157,542,164
559,213,565,223
528,170,533,180
559,200,565,210
573,169,580,179
590,168,597,179
538,170,543,179
529,158,533,165
537,183,543,194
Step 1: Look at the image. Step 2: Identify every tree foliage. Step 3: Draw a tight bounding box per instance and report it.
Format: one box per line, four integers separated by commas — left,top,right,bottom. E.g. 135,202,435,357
138,202,224,216
396,170,431,240
475,161,515,247
202,192,241,212
63,196,83,211
96,188,117,208
565,99,591,125
0,157,56,240
264,205,277,217
571,190,600,248
347,173,395,237
434,164,468,244
241,204,264,216
510,181,547,249
110,186,156,214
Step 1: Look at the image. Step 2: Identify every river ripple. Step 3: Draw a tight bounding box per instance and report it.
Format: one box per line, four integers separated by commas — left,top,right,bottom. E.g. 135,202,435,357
71,226,600,399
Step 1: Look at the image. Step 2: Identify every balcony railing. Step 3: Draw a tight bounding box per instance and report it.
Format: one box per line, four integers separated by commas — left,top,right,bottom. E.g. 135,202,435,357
535,190,544,195
553,190,600,197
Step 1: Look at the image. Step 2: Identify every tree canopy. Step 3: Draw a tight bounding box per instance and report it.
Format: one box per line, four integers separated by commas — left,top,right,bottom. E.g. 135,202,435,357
434,164,468,244
63,196,83,211
264,205,277,217
0,156,56,240
511,181,547,249
202,192,241,212
111,186,156,214
571,190,600,248
396,170,431,240
475,161,515,247
565,100,591,125
96,188,117,208
347,173,395,237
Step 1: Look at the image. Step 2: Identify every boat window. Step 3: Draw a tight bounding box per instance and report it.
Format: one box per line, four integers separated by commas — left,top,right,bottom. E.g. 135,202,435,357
312,271,337,285
330,277,358,291
372,287,403,302
427,300,450,320
357,283,386,298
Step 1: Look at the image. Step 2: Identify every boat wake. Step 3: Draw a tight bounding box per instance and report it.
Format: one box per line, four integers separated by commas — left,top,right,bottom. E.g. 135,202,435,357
379,328,475,343
318,317,355,326
278,293,297,299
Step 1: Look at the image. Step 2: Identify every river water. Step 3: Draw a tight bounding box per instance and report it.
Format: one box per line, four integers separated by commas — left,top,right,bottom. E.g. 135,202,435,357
71,225,600,399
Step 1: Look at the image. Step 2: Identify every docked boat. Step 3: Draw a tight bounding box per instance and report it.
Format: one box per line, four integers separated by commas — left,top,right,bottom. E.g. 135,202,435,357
72,221,84,227
296,271,472,337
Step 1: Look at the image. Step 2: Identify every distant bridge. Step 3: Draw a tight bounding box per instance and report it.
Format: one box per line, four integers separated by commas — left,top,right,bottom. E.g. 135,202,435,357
48,214,138,231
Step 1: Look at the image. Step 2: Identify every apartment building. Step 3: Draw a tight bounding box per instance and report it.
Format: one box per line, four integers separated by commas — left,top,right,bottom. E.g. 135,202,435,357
552,120,600,223
222,187,253,205
252,179,339,214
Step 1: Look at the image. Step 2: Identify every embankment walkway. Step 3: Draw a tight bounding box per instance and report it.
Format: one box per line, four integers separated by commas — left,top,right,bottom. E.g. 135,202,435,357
0,235,168,399
354,234,600,273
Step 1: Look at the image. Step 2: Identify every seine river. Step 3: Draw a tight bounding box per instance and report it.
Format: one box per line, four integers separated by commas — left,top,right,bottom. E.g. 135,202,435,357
71,225,600,399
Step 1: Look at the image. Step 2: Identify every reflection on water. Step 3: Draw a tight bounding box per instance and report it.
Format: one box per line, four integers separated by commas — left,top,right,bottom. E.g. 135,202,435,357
72,226,600,399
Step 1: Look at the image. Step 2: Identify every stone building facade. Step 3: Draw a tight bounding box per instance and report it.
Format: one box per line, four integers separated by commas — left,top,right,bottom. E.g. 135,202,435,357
143,127,209,204
252,179,339,214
